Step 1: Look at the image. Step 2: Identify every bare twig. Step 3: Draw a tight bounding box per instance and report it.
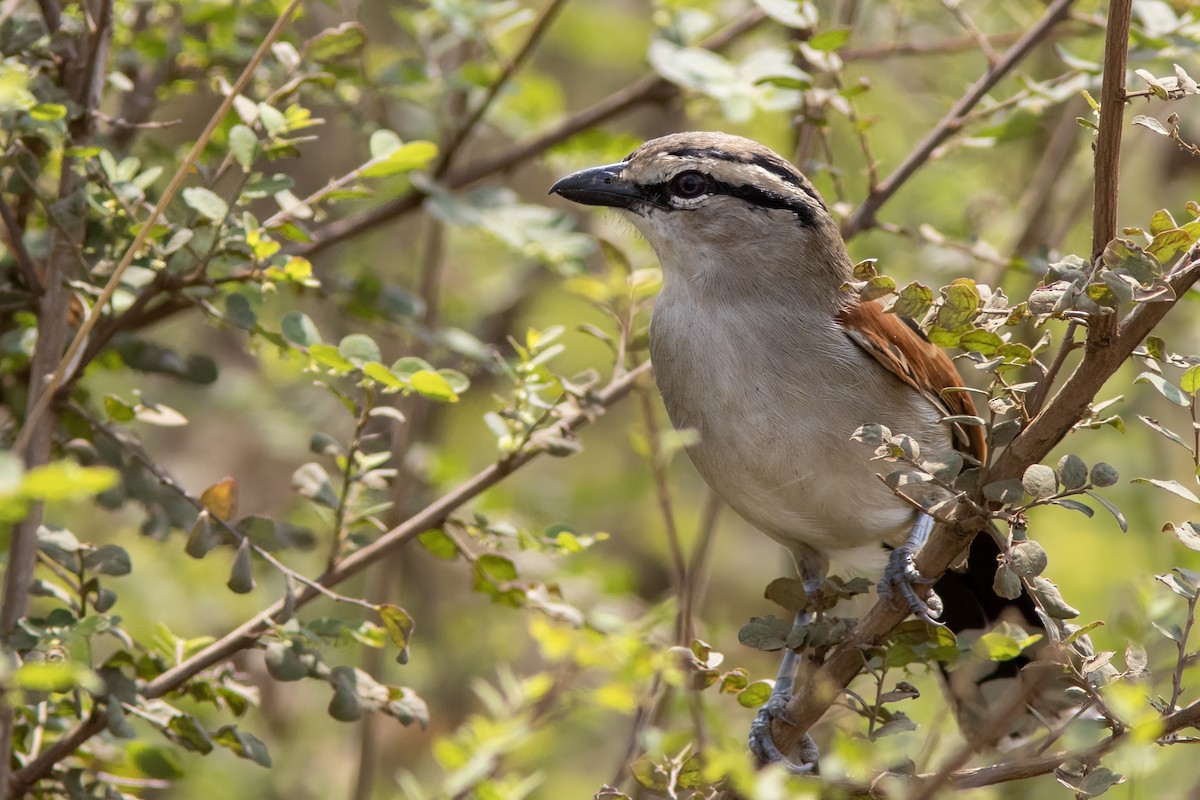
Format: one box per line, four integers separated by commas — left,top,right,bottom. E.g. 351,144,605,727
294,9,767,259
0,193,41,293
840,32,1023,62
939,0,999,65
8,362,652,797
842,0,1077,239
1026,320,1079,418
35,0,59,31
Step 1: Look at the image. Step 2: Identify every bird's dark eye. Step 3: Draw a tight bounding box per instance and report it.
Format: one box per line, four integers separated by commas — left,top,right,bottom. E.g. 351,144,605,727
670,171,708,199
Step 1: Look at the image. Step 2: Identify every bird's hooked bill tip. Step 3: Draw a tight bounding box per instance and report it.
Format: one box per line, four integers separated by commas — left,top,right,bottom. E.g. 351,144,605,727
548,163,640,210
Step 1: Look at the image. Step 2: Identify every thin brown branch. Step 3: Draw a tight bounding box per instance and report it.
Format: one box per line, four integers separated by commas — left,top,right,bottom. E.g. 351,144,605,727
910,677,1046,800
842,0,1077,239
767,244,1200,760
8,362,652,797
1087,0,1132,349
940,0,999,66
75,406,377,612
680,490,721,646
636,383,687,643
294,9,766,259
1007,104,1084,262
435,0,570,177
0,193,40,293
840,32,1022,62
1026,320,1079,418
35,0,59,31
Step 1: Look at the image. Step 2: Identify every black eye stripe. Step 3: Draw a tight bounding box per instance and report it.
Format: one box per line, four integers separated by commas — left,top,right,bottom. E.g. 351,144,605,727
637,176,816,227
662,146,826,210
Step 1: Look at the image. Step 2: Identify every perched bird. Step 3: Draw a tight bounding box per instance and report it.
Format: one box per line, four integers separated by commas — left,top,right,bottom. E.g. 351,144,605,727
550,132,1044,769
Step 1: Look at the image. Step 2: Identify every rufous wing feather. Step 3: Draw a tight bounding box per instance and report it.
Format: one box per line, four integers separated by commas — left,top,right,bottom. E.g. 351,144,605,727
837,299,986,462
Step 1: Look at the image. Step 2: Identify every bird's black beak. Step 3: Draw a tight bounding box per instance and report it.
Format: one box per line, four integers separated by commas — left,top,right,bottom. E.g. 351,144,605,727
549,163,641,210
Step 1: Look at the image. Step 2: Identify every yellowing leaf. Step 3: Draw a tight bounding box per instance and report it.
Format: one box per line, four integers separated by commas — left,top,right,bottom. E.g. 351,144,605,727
200,477,238,519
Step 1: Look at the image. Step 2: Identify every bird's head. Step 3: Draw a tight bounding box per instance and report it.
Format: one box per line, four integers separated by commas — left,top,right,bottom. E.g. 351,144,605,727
550,131,850,292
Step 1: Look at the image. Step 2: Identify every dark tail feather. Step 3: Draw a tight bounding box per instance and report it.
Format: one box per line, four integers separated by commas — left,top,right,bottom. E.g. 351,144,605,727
934,529,1041,641
931,531,1071,745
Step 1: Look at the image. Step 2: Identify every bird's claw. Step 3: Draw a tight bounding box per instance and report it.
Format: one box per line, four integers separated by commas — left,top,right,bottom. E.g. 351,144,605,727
748,687,819,774
878,545,945,626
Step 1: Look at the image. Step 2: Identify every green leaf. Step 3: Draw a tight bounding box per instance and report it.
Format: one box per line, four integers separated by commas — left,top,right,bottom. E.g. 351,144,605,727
224,294,257,330
228,124,258,169
736,680,774,708
370,129,402,159
309,344,355,373
392,356,433,381
1090,462,1119,488
29,103,66,120
185,513,220,559
1021,465,1057,499
362,140,438,178
409,370,457,402
889,282,934,319
362,362,405,390
305,22,367,61
378,604,415,658
181,187,228,221
937,279,980,329
280,311,321,346
21,462,117,501
265,641,307,681
104,394,136,422
338,333,380,366
166,714,214,754
1132,477,1200,504
1056,454,1089,490
477,554,517,582
84,544,131,576
128,742,184,779
437,368,470,394
958,329,1003,356
808,28,851,52
1086,490,1128,533
860,275,896,301
1181,366,1200,396
417,529,459,560
227,538,255,594
737,615,791,651
292,462,339,508
212,725,272,767
763,577,809,612
1132,371,1190,407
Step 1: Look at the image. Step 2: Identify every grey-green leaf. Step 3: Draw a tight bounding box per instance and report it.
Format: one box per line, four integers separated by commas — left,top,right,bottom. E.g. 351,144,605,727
227,538,255,594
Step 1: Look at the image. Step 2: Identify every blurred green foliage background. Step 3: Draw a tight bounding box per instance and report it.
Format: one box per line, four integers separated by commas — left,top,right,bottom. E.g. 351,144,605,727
4,0,1200,798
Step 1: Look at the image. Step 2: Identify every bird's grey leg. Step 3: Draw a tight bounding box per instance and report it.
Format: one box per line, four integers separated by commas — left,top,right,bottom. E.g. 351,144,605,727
748,571,821,774
878,512,944,625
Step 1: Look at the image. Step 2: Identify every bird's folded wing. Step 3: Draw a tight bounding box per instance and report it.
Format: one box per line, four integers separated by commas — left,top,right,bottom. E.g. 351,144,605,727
837,299,986,462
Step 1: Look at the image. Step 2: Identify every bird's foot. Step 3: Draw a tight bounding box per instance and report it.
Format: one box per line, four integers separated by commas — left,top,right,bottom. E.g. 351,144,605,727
748,681,819,774
878,544,944,626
